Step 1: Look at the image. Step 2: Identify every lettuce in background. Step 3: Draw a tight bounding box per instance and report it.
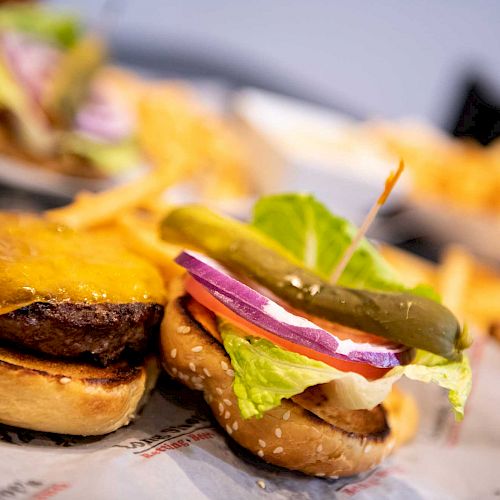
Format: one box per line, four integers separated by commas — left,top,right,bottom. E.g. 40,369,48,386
0,5,80,48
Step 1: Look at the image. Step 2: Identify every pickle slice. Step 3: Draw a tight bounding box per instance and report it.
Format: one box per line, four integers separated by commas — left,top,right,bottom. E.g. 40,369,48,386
161,206,466,361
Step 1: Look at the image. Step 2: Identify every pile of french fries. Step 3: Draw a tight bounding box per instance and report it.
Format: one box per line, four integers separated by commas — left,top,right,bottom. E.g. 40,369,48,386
368,121,500,215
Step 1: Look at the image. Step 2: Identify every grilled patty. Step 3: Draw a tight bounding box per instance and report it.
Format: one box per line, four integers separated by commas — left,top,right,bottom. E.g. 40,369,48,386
0,302,164,366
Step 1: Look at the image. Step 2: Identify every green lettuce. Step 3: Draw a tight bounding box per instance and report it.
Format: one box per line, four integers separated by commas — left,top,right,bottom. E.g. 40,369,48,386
217,193,471,420
0,5,80,48
221,320,471,420
252,193,439,300
221,323,400,419
393,350,472,420
61,134,141,174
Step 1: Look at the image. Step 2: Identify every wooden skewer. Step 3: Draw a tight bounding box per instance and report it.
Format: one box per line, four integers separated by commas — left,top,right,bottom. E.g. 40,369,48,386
330,160,405,284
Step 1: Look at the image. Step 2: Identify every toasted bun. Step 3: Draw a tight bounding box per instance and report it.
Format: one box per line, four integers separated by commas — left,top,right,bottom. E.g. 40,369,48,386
0,345,159,435
161,279,418,477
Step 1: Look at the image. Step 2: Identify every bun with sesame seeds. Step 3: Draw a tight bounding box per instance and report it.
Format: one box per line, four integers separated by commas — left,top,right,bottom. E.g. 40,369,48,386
0,346,159,435
161,278,418,478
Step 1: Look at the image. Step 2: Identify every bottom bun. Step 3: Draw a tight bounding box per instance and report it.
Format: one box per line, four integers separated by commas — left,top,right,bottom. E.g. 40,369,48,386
161,279,418,478
0,345,159,436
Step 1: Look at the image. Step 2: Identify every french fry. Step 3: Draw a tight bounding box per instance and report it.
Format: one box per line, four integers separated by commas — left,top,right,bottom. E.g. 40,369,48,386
136,196,174,219
379,244,437,287
46,165,185,230
491,323,500,343
383,242,500,334
116,211,184,281
438,246,473,318
464,262,500,329
383,386,419,448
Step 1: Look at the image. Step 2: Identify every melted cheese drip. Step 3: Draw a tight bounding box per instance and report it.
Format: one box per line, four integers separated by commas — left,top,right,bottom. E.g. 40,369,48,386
0,213,166,313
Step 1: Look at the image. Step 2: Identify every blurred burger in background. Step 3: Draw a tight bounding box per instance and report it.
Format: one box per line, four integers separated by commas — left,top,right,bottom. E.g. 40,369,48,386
0,4,142,178
0,3,253,205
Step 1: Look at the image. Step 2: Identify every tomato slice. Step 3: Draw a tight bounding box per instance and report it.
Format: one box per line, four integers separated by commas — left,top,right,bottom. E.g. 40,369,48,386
184,275,389,379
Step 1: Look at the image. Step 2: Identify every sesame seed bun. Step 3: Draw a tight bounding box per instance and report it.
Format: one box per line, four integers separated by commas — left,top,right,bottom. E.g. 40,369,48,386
161,278,418,477
0,345,159,435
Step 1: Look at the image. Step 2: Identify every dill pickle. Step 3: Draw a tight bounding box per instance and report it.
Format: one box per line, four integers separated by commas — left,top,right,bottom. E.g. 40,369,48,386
161,206,466,361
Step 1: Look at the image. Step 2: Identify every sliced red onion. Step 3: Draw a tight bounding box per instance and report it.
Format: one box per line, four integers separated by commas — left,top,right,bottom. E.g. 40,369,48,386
74,82,134,143
175,250,412,368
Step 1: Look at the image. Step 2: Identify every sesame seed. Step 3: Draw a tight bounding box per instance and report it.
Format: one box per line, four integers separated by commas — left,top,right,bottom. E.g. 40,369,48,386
226,369,235,377
179,373,189,381
223,399,232,406
194,383,204,390
258,439,266,448
218,403,224,415
224,411,231,419
232,421,238,431
226,425,233,435
170,348,177,359
257,450,264,458
364,444,372,453
315,473,325,477
221,361,229,371
59,377,71,384
316,444,323,453
274,428,282,438
203,368,211,377
177,326,191,334
192,376,202,384
282,410,291,421
329,475,339,480
205,394,213,403
215,387,223,395
256,480,266,489
191,346,203,353
171,367,178,375
273,447,283,454
189,362,196,372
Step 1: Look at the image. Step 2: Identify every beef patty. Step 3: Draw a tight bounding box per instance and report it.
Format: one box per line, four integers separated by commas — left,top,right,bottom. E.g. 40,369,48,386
0,302,164,366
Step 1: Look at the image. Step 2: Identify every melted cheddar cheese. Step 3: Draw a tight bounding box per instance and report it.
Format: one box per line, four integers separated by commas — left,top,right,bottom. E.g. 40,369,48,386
0,213,166,314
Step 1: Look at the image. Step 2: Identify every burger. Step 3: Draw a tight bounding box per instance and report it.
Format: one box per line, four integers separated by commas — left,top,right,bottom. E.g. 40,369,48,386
0,213,166,435
0,5,141,178
159,193,472,477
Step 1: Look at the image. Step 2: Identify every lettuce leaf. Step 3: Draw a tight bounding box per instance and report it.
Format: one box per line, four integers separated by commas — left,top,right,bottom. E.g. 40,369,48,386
252,193,439,301
61,133,141,174
0,5,80,48
221,322,471,420
221,323,399,419
393,350,472,420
